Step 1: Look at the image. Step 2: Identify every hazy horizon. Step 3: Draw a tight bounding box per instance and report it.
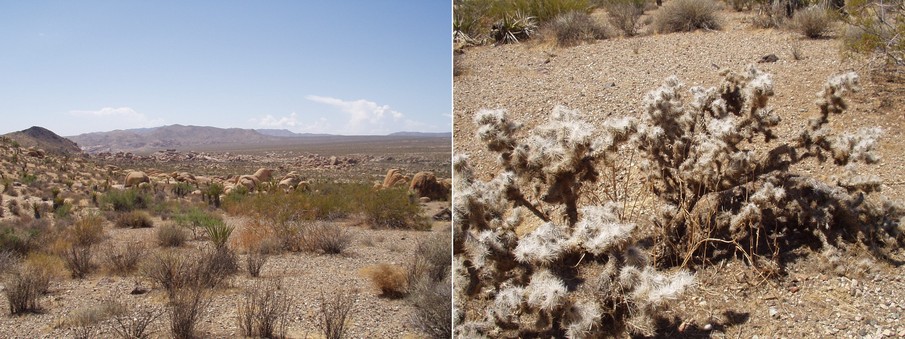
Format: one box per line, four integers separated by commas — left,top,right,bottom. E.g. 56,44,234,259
0,2,452,136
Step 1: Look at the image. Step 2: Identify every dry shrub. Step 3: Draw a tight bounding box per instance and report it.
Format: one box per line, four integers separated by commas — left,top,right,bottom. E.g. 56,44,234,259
793,5,834,38
63,298,127,327
169,287,210,339
23,253,61,293
237,279,291,338
61,244,95,279
0,250,19,274
157,224,187,248
603,0,645,36
316,288,357,339
409,275,452,339
654,0,721,33
752,0,788,28
406,231,451,285
4,265,44,314
245,250,268,278
111,307,161,339
69,214,106,247
115,211,154,229
547,10,608,46
103,242,146,275
361,264,408,298
141,249,235,297
303,222,353,255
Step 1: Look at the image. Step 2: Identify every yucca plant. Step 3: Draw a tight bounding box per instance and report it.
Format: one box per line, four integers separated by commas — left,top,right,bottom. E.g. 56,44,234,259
491,11,537,44
203,219,234,250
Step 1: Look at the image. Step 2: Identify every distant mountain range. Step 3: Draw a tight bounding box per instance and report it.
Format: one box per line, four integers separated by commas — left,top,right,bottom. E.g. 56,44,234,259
67,124,450,154
2,126,82,155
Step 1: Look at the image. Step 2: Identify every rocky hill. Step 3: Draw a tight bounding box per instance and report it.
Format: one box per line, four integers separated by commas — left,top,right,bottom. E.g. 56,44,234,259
70,124,281,154
2,126,81,155
71,124,452,154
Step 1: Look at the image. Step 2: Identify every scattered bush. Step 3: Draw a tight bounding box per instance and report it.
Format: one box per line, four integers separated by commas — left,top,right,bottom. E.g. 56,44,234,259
143,248,236,297
654,0,721,33
69,213,106,246
361,264,408,298
4,265,44,314
409,275,452,339
111,307,161,339
173,207,222,239
303,222,353,255
22,253,59,293
316,288,357,339
169,287,210,339
245,250,268,278
793,5,834,38
548,10,608,46
0,218,50,254
103,189,151,212
0,250,19,274
115,211,154,229
407,231,452,285
64,298,127,327
61,244,95,279
603,0,645,36
157,224,187,248
842,0,905,65
492,11,538,44
103,242,146,275
202,183,224,208
237,279,291,339
172,182,193,198
362,188,428,230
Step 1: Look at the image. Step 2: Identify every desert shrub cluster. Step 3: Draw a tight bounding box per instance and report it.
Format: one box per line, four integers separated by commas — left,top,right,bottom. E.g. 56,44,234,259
654,0,721,33
454,66,903,337
842,0,905,66
455,0,595,45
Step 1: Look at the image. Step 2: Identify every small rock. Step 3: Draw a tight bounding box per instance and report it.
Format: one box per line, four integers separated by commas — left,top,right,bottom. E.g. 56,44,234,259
789,286,799,293
883,328,892,337
769,306,779,319
703,323,713,331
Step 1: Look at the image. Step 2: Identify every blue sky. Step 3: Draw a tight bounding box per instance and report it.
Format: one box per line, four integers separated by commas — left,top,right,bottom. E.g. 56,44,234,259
0,1,451,136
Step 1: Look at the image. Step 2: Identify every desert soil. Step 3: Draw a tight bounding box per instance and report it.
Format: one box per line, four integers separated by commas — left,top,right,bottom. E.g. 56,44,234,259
454,8,905,338
0,201,450,339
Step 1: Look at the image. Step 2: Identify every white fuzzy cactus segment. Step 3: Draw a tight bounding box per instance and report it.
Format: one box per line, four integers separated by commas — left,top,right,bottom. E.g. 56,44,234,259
831,127,882,164
632,268,695,307
474,108,520,154
562,299,603,339
570,204,636,255
491,285,525,322
513,222,571,264
525,270,567,311
519,105,597,176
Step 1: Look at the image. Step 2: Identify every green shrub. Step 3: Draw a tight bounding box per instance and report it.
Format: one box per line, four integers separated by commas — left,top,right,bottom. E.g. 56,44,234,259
103,189,151,212
172,182,193,198
654,0,721,33
173,208,223,239
793,5,834,38
202,183,224,208
362,188,428,230
842,0,905,65
491,11,538,44
115,211,154,229
0,219,49,254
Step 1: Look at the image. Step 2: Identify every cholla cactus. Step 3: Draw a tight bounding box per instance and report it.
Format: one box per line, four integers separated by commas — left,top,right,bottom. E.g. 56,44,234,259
455,99,692,337
454,66,904,337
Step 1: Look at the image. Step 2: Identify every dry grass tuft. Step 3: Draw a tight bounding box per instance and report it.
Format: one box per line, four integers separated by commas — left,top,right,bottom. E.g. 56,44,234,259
361,264,408,298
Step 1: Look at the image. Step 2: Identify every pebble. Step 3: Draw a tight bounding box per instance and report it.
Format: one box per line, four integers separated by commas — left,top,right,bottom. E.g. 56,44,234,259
769,307,779,319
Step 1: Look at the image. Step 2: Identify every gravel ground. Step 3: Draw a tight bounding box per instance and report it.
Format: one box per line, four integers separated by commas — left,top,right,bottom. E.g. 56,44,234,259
0,202,450,339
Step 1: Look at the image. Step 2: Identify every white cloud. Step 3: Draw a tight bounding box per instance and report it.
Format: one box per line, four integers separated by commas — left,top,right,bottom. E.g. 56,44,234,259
66,107,163,132
251,112,299,128
306,95,405,134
